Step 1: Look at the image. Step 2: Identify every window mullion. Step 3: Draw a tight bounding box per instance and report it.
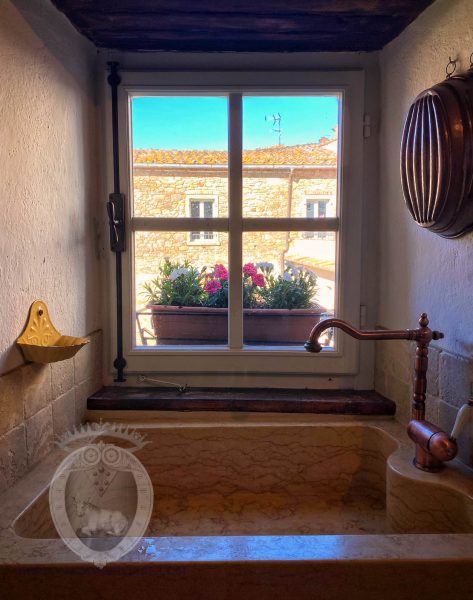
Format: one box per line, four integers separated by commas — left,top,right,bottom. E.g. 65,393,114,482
228,94,243,349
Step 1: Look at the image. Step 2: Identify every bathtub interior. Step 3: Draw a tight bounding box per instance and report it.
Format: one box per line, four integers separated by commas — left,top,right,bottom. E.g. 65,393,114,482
12,423,473,540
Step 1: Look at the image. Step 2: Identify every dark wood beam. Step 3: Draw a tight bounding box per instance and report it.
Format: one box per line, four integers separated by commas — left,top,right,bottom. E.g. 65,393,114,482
70,13,405,35
50,0,437,52
88,386,396,415
52,0,434,18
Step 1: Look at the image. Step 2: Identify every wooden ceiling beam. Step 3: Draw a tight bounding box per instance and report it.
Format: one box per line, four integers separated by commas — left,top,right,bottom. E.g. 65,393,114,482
70,14,403,35
52,0,433,17
50,0,436,53
89,39,383,52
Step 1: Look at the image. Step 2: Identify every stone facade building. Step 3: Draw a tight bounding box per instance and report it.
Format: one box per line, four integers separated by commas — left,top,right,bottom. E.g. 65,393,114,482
133,138,338,309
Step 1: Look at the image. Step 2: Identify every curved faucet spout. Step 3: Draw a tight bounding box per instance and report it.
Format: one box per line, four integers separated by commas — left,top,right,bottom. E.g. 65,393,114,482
304,314,444,353
304,313,451,473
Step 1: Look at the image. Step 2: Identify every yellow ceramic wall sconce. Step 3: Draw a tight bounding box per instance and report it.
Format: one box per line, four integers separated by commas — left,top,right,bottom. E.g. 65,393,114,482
17,300,89,364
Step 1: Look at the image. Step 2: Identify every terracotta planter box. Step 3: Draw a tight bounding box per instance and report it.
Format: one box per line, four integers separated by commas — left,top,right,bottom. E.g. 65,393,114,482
148,305,326,345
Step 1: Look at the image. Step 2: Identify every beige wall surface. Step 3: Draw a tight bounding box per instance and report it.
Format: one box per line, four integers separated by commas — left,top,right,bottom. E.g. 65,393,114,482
0,0,103,375
377,0,473,467
0,0,104,492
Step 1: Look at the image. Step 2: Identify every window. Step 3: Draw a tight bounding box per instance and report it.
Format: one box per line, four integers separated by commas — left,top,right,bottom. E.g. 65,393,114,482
305,197,336,240
188,197,219,244
116,70,365,380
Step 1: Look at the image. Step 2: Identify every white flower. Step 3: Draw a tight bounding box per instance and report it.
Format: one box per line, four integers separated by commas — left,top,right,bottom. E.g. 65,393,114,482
256,261,274,270
170,268,189,280
282,272,292,282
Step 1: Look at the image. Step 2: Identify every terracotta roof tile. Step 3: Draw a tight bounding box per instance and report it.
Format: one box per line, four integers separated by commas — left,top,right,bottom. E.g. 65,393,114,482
133,142,337,167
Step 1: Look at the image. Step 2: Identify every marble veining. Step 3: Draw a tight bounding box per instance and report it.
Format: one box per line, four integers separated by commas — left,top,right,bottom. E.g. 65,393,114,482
2,414,473,569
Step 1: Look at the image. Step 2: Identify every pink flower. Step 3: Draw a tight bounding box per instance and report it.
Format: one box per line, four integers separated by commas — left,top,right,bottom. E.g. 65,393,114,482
214,264,228,280
251,273,265,287
243,262,257,277
204,279,222,294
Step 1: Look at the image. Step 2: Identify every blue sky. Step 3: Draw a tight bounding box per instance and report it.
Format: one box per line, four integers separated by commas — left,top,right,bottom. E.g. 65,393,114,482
131,95,339,150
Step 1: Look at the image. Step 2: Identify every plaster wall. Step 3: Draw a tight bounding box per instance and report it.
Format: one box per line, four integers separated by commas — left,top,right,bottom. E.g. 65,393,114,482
377,0,473,467
0,0,104,491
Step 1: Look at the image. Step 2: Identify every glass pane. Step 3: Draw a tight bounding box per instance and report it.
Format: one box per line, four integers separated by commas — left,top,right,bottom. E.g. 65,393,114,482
242,95,340,218
190,201,200,217
242,231,336,348
203,201,213,218
135,232,229,347
131,96,228,217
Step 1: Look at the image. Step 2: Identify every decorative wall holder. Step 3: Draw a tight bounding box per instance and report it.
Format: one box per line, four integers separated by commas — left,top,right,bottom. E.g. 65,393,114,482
17,300,89,364
400,60,473,238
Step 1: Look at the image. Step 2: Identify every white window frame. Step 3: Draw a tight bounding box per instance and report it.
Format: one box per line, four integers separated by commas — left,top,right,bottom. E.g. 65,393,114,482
186,195,220,245
107,70,365,381
305,195,336,240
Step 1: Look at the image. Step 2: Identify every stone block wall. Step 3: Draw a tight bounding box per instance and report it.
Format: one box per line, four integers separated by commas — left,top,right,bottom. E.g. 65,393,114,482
375,339,473,468
133,167,337,277
0,331,103,494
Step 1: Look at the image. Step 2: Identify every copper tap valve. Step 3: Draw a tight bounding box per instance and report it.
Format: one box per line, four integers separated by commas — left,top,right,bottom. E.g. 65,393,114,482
407,419,457,472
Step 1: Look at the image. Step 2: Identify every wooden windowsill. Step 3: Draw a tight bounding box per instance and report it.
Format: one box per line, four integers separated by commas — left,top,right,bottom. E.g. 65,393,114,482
88,387,395,416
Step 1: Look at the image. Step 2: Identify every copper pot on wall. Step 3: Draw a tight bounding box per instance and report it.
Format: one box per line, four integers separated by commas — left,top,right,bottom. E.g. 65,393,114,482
400,64,473,238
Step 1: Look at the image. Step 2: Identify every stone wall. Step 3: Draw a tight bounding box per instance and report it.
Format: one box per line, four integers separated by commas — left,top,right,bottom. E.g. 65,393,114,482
375,340,473,469
133,166,337,276
0,331,102,494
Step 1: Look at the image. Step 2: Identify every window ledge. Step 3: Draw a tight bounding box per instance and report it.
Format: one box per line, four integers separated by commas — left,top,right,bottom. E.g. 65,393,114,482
88,387,395,416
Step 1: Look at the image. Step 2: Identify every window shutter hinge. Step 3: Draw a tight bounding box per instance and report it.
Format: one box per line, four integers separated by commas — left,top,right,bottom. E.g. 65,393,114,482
363,114,371,139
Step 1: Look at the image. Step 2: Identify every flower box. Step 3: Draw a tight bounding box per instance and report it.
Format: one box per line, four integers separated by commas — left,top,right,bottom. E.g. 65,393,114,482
147,304,326,345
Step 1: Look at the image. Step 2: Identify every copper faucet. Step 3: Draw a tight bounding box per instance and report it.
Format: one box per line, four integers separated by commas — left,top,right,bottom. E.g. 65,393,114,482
305,313,457,472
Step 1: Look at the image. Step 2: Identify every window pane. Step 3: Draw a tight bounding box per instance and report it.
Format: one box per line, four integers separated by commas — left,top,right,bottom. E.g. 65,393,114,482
135,232,229,347
203,201,213,218
242,232,336,347
190,201,200,217
131,96,228,217
242,95,340,218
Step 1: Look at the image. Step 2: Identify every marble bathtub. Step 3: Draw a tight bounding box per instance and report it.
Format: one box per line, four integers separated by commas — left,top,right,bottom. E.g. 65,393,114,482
1,413,473,599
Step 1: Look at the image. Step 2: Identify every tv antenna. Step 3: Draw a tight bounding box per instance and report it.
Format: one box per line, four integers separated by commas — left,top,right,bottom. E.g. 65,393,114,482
265,113,282,145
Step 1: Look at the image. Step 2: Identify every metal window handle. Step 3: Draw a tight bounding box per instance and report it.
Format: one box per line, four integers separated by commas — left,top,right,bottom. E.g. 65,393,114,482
107,193,126,252
107,201,119,245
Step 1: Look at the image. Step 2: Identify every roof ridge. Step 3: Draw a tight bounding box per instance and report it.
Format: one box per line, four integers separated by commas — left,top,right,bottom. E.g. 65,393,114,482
133,140,336,153
133,141,338,166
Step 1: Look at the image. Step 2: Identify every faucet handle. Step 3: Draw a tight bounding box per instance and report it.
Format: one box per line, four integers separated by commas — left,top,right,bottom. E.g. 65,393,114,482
408,419,458,470
450,401,473,440
417,313,444,342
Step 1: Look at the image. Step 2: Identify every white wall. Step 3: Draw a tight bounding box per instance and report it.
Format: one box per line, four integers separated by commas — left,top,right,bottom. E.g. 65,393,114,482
0,0,105,493
379,0,473,349
377,0,473,466
0,0,103,375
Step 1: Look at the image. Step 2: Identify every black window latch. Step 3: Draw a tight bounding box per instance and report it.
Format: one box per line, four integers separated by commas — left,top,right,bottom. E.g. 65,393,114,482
107,193,126,252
